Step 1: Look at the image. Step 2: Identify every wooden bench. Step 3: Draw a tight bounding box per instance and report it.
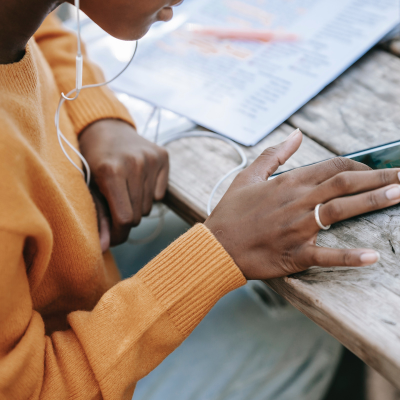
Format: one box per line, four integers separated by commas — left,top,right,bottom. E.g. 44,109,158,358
163,38,400,388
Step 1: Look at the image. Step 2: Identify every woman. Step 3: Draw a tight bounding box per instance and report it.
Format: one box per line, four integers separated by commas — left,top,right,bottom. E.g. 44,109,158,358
0,0,398,398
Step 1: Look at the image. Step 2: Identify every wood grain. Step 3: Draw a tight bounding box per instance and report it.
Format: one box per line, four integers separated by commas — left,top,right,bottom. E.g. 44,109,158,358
267,203,400,388
163,50,400,388
276,49,400,388
290,50,400,155
165,124,400,387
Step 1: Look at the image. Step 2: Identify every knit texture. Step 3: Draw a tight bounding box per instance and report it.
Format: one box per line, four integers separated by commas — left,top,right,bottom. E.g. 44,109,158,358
32,13,135,134
0,14,246,400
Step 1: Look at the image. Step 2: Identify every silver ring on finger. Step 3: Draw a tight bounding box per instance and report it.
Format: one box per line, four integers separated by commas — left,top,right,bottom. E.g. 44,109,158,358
314,203,331,231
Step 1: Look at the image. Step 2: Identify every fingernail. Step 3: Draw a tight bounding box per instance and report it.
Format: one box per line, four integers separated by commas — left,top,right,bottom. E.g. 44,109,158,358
360,251,380,265
385,185,400,200
397,171,400,182
286,128,300,141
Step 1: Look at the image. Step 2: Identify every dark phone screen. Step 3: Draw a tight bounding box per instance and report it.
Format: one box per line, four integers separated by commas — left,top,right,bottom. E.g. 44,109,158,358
349,143,400,169
270,142,400,179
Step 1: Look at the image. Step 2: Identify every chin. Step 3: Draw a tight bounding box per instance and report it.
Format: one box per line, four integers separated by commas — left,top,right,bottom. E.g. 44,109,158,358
126,25,152,41
101,22,152,42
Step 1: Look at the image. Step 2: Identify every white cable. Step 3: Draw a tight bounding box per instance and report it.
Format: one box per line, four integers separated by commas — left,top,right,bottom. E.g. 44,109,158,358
55,0,138,185
55,40,138,185
142,106,158,137
62,0,82,101
157,129,248,216
127,114,247,247
58,0,246,245
141,108,247,217
154,107,162,144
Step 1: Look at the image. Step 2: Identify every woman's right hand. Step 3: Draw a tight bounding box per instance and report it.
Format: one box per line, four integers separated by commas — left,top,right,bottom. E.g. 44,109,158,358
205,129,400,280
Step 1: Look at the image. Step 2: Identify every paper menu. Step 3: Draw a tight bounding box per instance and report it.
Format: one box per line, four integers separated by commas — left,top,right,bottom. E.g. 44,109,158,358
82,0,400,146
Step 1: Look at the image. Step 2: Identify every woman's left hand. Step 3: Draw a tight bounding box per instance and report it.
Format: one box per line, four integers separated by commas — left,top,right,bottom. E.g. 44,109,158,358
79,119,169,251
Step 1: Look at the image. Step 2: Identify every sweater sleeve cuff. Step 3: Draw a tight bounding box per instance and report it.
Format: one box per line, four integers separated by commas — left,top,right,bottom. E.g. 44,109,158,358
57,77,136,135
136,224,246,337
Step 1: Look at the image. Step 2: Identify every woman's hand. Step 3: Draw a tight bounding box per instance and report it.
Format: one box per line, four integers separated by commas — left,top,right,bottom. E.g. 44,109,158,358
79,119,169,251
205,129,400,280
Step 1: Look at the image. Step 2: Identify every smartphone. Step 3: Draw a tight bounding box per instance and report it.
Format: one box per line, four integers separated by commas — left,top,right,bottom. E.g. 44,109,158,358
271,139,400,178
345,140,400,169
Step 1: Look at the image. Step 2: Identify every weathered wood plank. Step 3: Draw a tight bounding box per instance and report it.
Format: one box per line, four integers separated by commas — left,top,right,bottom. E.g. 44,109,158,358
283,47,400,388
123,45,400,388
290,50,400,154
163,64,400,387
267,203,400,388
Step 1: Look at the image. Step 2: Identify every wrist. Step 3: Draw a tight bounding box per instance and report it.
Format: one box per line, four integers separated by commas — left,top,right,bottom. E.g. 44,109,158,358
78,119,138,153
204,218,273,281
79,118,136,138
204,218,243,275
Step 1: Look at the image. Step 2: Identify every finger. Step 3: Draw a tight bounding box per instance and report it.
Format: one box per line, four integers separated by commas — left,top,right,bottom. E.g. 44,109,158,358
302,245,380,267
140,152,162,215
98,201,111,252
99,213,111,252
295,157,371,186
91,189,111,252
141,175,155,216
127,172,144,226
318,184,400,227
233,128,303,187
313,168,400,204
97,176,135,246
154,162,169,201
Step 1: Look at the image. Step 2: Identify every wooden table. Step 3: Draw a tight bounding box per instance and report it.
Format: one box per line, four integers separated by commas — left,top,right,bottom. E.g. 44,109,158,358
161,39,400,388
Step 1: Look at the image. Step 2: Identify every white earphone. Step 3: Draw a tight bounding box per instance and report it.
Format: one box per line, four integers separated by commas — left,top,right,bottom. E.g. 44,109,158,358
62,0,83,101
55,0,247,217
54,0,138,186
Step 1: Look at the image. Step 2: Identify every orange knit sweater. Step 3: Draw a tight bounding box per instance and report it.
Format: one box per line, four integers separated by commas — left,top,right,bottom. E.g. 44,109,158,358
0,14,246,400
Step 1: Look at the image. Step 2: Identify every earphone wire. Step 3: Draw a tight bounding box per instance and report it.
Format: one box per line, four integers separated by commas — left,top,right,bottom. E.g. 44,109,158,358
62,0,82,101
131,111,247,247
142,108,248,216
142,106,157,137
55,0,138,186
157,130,247,216
57,0,247,248
154,107,161,144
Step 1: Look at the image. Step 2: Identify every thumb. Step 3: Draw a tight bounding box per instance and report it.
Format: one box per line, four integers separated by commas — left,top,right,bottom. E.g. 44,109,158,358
91,188,111,253
154,163,169,201
98,207,111,253
236,129,302,186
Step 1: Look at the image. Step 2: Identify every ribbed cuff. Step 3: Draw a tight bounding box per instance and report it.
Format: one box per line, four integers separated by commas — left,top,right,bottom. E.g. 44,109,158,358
136,224,246,336
58,79,136,135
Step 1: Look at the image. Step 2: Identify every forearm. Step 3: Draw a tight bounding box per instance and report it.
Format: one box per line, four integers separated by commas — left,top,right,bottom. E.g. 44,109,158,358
68,224,245,394
1,225,245,399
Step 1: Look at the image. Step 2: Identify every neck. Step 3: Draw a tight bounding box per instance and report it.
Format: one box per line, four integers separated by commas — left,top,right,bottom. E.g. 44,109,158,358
0,0,62,64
